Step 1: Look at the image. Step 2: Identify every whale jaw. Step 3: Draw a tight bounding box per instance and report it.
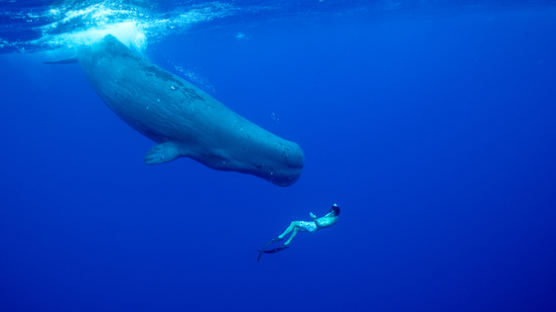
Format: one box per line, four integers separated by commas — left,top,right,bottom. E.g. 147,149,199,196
143,140,304,187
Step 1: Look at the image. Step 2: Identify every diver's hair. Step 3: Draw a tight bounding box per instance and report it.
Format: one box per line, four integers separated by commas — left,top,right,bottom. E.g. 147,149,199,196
330,205,340,216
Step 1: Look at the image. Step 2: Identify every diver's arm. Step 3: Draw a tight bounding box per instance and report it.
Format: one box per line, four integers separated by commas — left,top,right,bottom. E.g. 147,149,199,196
309,212,317,220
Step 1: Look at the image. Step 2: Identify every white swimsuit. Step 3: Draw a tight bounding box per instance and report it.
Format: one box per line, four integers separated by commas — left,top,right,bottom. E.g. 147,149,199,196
298,221,318,233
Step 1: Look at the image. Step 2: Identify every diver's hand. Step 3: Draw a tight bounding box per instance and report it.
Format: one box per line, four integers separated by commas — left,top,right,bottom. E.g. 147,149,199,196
309,212,317,219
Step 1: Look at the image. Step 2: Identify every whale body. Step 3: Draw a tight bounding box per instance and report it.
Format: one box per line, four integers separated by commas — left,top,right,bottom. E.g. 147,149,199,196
78,35,304,186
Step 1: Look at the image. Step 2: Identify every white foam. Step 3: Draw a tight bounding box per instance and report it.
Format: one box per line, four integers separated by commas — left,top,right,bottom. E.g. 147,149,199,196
46,20,148,49
3,1,241,53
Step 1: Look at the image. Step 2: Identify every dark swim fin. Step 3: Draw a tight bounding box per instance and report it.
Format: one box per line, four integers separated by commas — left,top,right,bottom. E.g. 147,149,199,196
257,246,289,262
263,237,281,248
262,245,289,254
257,237,284,262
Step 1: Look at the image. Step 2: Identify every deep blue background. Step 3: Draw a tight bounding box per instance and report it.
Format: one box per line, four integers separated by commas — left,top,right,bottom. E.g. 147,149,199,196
1,3,556,312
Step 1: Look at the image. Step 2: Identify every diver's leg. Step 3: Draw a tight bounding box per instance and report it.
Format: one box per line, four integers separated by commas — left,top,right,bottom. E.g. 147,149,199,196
259,221,298,260
258,222,299,261
277,221,299,240
284,228,299,246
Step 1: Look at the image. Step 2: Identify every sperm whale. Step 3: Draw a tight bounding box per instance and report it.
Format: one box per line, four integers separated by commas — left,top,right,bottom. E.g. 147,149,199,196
77,35,304,186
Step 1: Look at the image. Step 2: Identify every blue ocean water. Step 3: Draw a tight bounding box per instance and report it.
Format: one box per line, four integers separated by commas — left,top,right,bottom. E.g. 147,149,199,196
1,0,556,311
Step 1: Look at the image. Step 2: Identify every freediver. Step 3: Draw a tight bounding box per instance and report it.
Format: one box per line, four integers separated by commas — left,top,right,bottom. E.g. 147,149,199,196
257,203,340,262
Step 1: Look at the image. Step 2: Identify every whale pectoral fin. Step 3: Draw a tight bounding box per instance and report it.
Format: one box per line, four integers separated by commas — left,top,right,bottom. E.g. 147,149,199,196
144,142,182,165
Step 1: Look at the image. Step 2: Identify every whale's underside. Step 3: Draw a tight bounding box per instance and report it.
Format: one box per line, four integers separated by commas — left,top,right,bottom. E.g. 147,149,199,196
77,35,304,186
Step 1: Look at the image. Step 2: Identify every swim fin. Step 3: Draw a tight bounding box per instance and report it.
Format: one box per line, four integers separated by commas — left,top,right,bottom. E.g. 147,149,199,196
257,245,289,261
262,245,289,254
257,238,287,262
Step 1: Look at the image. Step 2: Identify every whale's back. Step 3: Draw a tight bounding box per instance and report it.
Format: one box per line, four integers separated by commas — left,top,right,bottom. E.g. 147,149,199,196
77,35,218,143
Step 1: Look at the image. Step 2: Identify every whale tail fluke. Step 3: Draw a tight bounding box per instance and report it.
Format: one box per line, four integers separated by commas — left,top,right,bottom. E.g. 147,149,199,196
144,142,183,165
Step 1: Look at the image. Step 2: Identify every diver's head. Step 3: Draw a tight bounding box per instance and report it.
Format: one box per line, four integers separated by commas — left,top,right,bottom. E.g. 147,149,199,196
330,203,340,216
